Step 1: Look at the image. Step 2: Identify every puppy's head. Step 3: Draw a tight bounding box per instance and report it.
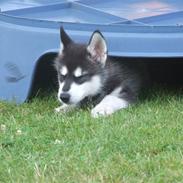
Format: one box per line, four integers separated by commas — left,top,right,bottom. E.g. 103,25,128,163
54,27,108,105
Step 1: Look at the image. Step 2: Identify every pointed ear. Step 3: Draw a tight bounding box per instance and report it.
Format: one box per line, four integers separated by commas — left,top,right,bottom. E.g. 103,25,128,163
87,30,107,66
60,27,73,49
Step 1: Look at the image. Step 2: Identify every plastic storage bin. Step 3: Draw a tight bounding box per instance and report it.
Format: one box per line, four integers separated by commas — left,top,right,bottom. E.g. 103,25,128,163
1,0,183,103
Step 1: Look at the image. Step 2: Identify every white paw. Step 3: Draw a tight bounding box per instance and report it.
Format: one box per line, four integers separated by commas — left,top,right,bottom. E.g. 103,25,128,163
55,104,74,113
91,105,114,118
55,106,61,113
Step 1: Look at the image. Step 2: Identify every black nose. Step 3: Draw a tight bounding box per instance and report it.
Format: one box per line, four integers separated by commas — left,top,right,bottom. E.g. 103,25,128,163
60,93,70,104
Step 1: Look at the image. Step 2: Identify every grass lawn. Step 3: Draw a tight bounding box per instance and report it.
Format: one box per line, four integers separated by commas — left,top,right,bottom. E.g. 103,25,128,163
0,88,183,183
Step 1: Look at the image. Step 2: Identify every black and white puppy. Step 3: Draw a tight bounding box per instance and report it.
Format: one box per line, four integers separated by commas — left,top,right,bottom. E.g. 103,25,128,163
54,27,144,117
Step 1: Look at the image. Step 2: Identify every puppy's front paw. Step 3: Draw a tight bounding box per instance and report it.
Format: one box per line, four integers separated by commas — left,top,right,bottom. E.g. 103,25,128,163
91,105,114,118
55,104,74,113
55,106,61,113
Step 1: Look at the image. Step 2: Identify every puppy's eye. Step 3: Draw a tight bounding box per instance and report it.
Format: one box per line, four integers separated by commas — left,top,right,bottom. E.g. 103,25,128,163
59,74,66,81
75,74,83,79
76,73,88,79
74,74,89,83
61,74,66,78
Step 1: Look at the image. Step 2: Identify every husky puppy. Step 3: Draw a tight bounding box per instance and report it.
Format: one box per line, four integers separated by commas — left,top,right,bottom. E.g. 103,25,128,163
54,28,144,117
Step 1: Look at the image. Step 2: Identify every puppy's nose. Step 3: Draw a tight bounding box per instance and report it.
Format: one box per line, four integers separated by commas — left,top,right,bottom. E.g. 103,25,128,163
60,93,70,104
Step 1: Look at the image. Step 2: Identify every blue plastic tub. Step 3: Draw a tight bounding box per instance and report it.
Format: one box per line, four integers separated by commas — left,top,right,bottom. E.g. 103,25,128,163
1,0,183,103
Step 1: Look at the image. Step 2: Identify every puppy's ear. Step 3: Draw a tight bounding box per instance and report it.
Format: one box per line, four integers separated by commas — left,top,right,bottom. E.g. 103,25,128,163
60,27,73,49
87,30,107,67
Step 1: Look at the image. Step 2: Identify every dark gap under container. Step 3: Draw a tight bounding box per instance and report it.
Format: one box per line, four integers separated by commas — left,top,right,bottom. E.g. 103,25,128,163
29,55,183,100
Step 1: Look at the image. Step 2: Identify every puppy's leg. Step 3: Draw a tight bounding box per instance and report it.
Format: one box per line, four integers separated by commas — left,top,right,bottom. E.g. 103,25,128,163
91,95,129,118
55,104,76,113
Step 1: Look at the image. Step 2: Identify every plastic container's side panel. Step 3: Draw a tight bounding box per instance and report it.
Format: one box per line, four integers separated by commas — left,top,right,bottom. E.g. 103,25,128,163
0,21,59,103
61,28,183,57
105,32,183,57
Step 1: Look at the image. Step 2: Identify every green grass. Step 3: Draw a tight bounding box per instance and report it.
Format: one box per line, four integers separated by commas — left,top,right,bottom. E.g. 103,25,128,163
1,88,183,183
